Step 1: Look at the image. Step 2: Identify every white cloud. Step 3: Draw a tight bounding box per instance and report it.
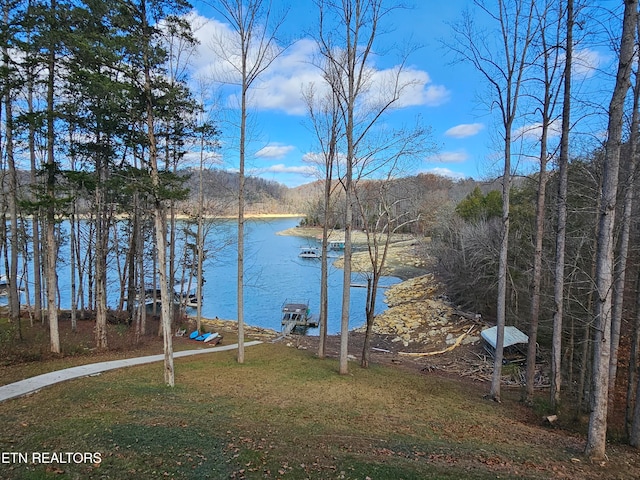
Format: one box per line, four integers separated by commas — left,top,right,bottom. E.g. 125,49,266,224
181,150,223,167
514,119,562,141
445,123,484,138
252,163,318,176
302,151,350,173
427,150,469,163
573,48,607,78
189,12,450,115
422,84,451,106
189,13,239,82
301,152,323,164
544,48,607,80
423,167,466,179
255,143,296,159
367,67,450,108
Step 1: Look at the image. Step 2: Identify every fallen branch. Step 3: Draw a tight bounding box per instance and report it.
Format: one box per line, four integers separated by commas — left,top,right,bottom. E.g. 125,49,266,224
372,347,391,353
398,326,475,357
452,309,483,322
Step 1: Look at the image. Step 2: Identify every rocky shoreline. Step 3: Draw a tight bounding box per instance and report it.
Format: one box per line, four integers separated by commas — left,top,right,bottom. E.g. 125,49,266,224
277,226,485,350
353,274,483,350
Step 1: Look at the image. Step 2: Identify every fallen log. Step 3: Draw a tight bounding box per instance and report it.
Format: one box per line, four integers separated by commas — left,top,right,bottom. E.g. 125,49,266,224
398,326,475,357
452,309,483,322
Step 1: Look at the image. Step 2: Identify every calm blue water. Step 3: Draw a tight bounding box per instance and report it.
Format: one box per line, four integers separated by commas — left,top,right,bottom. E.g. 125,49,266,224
2,217,400,334
187,217,400,334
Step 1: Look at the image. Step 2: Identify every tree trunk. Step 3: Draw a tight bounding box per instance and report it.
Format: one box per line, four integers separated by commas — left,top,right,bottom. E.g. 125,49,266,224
550,0,573,410
46,0,60,354
126,207,138,322
627,269,640,443
525,74,552,403
525,0,566,404
318,211,329,358
154,205,174,385
94,150,108,349
237,82,246,364
136,203,147,338
339,161,353,375
361,277,374,369
70,196,77,332
585,0,637,460
26,22,43,326
490,127,511,402
141,0,174,386
608,53,640,403
196,129,206,334
3,26,20,326
318,142,336,360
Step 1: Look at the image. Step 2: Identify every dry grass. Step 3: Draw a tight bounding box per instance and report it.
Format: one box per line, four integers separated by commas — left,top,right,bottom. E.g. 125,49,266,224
1,330,640,479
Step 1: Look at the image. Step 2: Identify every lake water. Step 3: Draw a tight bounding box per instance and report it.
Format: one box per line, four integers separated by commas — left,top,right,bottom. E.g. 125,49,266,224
184,217,401,334
2,217,400,335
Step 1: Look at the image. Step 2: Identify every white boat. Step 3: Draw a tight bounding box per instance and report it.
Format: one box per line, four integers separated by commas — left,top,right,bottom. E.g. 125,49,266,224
299,247,320,258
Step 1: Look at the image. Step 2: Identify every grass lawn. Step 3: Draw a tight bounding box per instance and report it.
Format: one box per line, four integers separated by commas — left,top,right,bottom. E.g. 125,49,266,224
1,341,639,479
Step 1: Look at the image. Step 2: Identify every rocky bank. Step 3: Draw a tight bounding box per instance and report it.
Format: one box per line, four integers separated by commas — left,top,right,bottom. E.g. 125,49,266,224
279,225,486,352
353,274,483,351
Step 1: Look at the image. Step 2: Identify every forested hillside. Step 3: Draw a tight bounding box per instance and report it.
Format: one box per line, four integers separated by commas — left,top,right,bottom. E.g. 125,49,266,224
174,168,296,216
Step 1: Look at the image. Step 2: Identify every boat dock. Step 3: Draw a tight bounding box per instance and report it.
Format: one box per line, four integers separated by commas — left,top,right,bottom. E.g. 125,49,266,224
281,300,318,334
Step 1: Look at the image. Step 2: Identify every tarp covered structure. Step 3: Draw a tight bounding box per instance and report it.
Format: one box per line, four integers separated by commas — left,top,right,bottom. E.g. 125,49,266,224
481,326,529,350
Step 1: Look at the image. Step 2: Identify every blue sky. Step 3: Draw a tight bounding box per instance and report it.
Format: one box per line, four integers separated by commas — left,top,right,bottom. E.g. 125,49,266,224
187,0,615,187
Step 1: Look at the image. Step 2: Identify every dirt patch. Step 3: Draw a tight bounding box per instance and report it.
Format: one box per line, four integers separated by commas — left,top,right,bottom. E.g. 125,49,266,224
282,272,525,386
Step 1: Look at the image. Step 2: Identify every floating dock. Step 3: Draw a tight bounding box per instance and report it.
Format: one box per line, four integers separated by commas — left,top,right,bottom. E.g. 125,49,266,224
281,300,318,334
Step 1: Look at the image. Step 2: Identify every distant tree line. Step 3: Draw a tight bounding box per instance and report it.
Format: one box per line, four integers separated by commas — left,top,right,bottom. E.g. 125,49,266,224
176,168,295,215
300,173,473,236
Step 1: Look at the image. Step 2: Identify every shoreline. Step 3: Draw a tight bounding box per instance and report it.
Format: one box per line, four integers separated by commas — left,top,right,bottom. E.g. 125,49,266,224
11,213,306,221
277,225,431,281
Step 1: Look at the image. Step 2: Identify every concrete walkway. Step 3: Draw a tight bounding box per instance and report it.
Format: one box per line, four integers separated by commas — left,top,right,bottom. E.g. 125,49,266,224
0,340,262,403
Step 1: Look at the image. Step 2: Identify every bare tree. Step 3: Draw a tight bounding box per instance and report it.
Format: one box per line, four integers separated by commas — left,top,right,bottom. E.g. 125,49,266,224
548,0,574,410
350,123,433,368
316,0,418,375
355,183,420,368
524,0,566,404
23,1,44,325
208,0,287,363
45,0,61,354
134,0,193,386
302,81,342,359
449,0,536,402
609,18,640,405
585,0,637,460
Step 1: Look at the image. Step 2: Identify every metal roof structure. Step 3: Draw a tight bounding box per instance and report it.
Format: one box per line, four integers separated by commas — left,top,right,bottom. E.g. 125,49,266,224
481,326,529,350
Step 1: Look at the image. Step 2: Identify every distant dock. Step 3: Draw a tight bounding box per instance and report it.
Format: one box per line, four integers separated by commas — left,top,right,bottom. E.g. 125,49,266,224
281,300,318,335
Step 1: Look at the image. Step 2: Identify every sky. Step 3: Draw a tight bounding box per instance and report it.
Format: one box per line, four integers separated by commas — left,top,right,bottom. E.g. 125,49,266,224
185,0,617,188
